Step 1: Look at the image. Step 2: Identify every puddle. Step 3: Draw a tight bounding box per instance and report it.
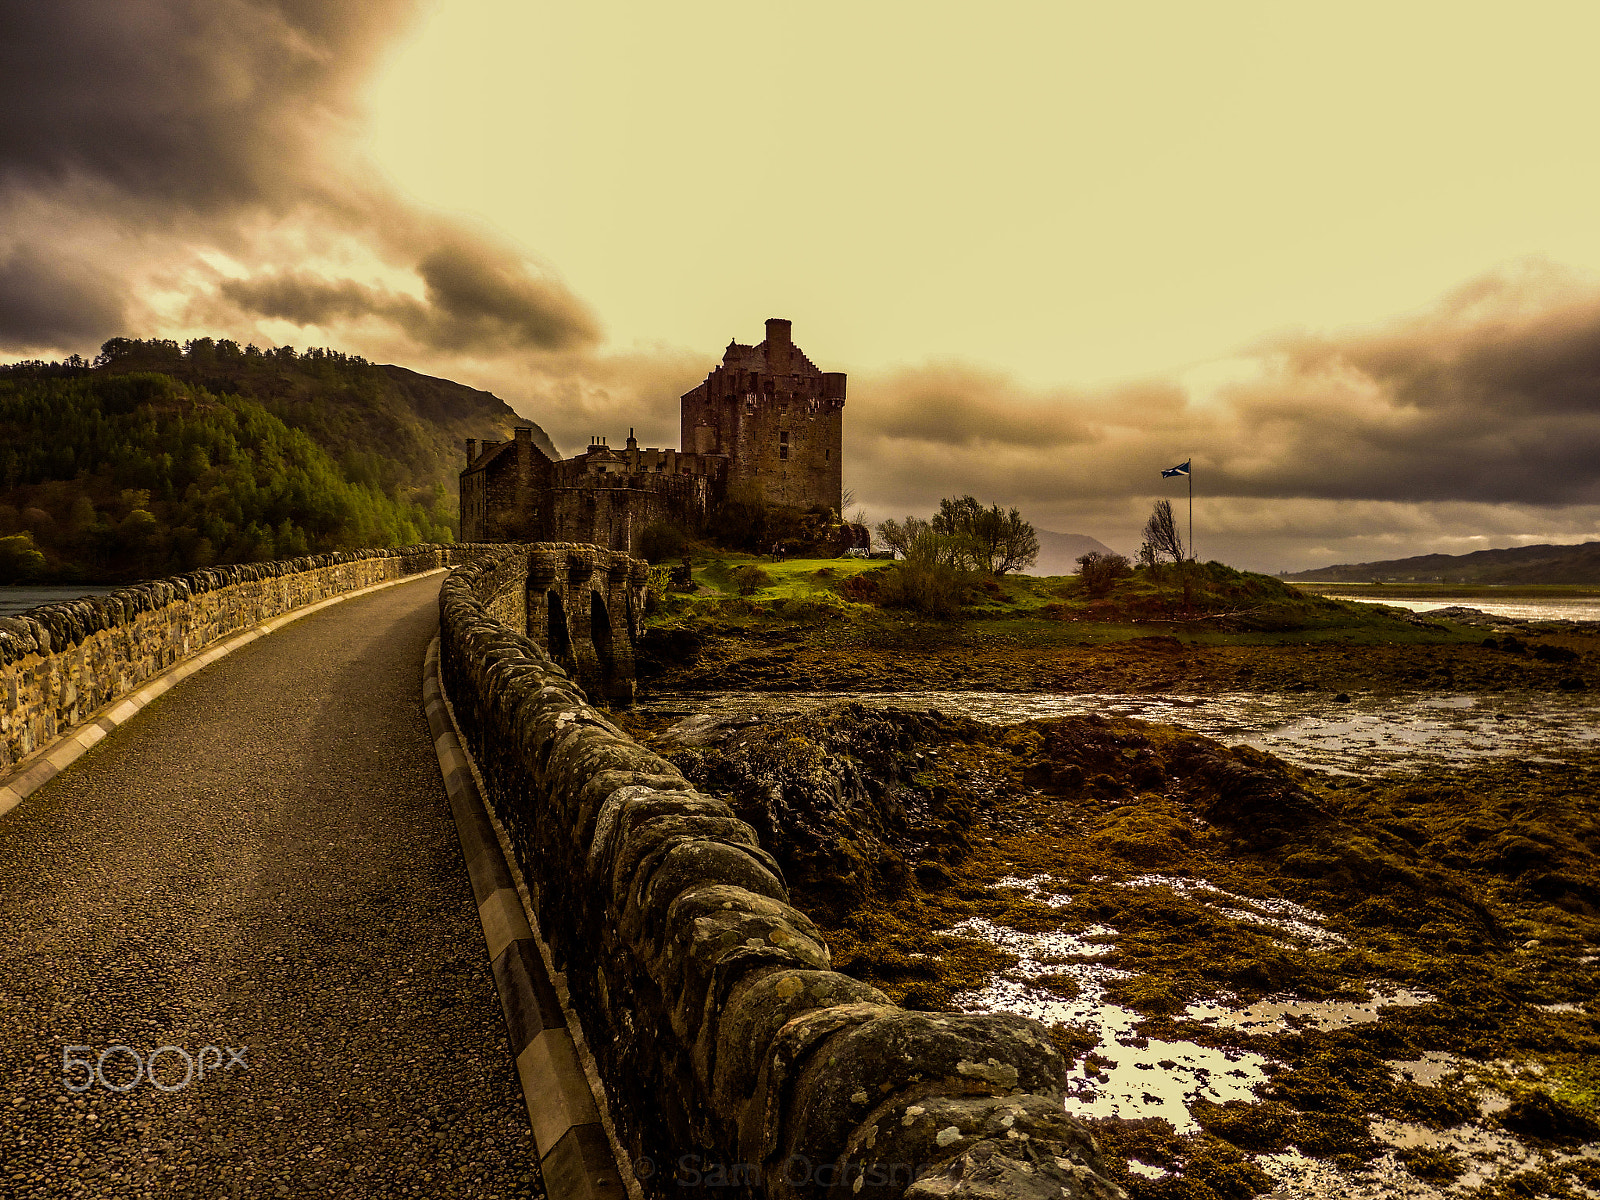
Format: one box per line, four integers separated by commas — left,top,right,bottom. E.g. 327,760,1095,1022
994,873,1072,907
947,913,1273,1132
1260,1121,1600,1199
1251,1056,1600,1197
640,689,1600,776
944,874,1434,1133
1120,874,1348,950
1389,1051,1464,1087
1126,1161,1170,1180
1185,987,1434,1036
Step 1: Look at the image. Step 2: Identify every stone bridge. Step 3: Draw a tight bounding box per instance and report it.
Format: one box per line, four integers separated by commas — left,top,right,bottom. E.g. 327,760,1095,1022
468,542,649,705
0,543,1121,1200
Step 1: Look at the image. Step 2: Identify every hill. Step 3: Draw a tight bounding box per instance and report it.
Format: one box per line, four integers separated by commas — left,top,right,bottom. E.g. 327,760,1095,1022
1032,529,1123,576
92,337,555,501
0,337,556,583
1286,541,1600,584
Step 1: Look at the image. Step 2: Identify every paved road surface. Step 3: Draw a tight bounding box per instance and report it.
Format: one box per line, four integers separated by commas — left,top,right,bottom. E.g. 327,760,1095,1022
0,575,541,1198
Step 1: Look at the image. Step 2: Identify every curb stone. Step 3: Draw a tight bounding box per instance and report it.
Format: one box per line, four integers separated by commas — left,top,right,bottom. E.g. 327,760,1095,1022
0,568,449,821
423,635,629,1200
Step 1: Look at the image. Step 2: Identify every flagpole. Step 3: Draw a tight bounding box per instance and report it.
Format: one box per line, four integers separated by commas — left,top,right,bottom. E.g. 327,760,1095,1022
1188,462,1194,563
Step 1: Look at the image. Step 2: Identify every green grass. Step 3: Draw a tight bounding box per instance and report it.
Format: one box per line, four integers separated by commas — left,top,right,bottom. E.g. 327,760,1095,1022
695,554,889,598
649,552,1483,649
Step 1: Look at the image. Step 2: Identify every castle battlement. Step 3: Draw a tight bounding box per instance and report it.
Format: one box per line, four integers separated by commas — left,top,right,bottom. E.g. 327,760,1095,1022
680,318,844,511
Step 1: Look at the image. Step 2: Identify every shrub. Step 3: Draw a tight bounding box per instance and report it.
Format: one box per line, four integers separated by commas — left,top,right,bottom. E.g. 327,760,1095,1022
1076,551,1132,597
732,565,771,595
837,571,882,603
637,521,688,564
773,593,857,622
877,561,965,618
0,532,46,583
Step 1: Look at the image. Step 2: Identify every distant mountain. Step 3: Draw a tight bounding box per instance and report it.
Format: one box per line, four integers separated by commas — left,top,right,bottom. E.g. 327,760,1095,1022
1286,541,1600,584
1032,529,1124,577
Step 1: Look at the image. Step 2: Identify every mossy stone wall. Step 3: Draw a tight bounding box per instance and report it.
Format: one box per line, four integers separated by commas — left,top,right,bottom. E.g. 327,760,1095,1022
0,544,477,770
439,550,1123,1200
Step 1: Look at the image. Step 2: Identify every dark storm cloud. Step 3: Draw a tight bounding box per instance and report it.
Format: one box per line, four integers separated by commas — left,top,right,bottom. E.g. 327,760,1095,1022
0,0,598,354
846,264,1600,521
219,236,599,354
848,362,1098,447
0,0,391,213
1214,269,1600,505
0,246,126,346
838,264,1600,567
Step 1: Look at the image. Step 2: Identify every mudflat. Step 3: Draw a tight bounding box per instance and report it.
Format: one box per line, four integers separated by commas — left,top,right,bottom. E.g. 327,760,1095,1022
625,561,1600,1198
617,700,1600,1199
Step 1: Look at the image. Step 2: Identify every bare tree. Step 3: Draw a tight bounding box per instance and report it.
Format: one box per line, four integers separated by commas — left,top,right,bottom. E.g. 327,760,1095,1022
876,515,944,561
1142,499,1185,565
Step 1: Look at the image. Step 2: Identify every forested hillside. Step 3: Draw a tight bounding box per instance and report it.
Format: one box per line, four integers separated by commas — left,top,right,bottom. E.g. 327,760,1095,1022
0,337,553,583
1286,540,1600,584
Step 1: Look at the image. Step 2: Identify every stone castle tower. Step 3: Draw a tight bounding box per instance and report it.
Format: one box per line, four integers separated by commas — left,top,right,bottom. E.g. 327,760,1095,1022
461,318,846,550
679,318,846,512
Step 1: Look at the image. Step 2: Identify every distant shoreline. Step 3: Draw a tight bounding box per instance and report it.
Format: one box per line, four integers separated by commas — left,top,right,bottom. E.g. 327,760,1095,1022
1292,581,1600,600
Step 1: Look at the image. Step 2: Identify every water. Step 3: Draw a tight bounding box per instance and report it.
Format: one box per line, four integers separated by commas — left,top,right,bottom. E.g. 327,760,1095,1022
1404,597,1600,622
1307,588,1600,623
952,877,1593,1195
646,685,1600,1185
943,872,1432,1133
0,585,117,617
644,688,1600,776
943,910,1277,1132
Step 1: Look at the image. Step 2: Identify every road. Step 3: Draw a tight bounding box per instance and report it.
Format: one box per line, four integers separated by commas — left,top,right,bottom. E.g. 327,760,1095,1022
0,574,542,1199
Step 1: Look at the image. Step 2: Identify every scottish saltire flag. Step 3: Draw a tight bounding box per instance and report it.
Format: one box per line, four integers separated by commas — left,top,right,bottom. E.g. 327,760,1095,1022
1162,460,1191,477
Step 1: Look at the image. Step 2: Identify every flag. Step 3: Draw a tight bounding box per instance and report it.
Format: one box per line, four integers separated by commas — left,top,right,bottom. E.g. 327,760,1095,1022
1162,460,1190,478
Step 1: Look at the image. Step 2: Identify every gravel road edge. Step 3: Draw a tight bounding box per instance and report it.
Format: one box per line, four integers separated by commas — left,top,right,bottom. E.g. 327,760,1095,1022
422,635,633,1200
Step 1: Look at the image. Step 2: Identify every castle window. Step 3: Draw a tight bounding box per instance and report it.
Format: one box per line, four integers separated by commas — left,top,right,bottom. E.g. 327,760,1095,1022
779,430,789,460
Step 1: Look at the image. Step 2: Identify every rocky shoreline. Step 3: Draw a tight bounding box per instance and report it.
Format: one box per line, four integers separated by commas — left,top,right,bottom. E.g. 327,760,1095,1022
640,623,1598,697
615,700,1600,1199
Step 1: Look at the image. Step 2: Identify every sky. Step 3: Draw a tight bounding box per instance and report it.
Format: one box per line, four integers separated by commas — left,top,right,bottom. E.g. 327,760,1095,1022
4,1,1600,571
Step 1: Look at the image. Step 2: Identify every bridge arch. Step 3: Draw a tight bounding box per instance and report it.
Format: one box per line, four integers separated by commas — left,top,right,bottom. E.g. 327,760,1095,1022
469,542,646,704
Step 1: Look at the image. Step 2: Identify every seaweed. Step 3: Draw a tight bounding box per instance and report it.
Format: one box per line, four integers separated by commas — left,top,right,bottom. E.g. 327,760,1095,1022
640,701,1600,1197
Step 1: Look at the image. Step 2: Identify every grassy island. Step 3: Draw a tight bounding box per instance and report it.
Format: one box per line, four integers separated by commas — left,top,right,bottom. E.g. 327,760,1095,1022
638,552,1597,697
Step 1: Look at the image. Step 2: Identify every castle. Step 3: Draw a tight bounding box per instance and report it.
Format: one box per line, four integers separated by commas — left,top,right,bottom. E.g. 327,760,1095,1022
459,319,846,553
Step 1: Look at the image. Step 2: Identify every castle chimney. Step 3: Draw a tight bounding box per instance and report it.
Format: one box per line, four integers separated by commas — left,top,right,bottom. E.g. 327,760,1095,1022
626,428,637,451
514,426,531,443
466,438,478,465
765,318,792,345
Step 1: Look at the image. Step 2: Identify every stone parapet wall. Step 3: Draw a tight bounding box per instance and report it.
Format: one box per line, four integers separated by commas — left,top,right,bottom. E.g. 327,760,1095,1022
0,544,489,771
439,552,1123,1200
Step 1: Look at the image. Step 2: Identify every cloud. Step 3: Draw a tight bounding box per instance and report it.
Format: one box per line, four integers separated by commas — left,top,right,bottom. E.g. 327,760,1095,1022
216,231,598,356
0,0,598,357
849,362,1099,448
0,245,126,346
842,262,1600,569
4,4,1597,572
